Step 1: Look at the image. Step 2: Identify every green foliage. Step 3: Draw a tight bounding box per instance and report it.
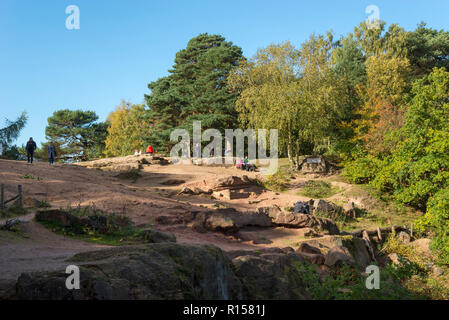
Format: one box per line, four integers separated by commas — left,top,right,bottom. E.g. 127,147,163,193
373,68,449,208
406,22,449,76
45,109,108,162
20,173,43,181
262,169,290,192
104,101,149,157
0,111,27,158
144,33,243,153
416,188,449,264
343,153,382,184
296,262,418,300
39,207,142,246
0,204,28,218
298,180,340,199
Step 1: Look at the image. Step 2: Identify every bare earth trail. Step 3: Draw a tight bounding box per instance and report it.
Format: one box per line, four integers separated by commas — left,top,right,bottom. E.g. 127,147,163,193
0,157,408,285
0,159,269,282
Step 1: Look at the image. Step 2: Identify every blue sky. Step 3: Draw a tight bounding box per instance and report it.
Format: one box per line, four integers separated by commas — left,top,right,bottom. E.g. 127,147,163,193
1,0,449,147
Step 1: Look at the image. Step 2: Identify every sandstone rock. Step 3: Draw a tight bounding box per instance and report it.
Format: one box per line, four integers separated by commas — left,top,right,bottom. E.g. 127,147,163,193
258,205,339,235
432,265,444,277
178,187,195,195
296,243,322,255
324,246,355,267
211,176,252,191
232,252,310,299
192,208,272,234
397,231,411,244
160,179,185,186
35,209,80,228
297,252,325,265
409,238,433,260
313,199,341,215
204,214,237,233
387,253,405,266
141,229,176,243
343,202,357,219
15,243,242,300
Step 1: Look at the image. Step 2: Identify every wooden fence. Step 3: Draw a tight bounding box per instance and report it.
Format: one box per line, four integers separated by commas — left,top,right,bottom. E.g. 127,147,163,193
0,184,22,210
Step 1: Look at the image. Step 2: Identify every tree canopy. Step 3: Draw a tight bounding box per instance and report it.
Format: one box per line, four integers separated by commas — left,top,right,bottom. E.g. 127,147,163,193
45,109,107,162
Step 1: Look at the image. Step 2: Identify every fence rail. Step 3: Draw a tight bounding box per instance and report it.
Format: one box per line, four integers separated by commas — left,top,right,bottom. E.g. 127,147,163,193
0,184,22,210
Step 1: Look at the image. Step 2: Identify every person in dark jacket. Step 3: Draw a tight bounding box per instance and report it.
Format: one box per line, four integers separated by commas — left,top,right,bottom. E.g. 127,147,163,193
48,143,57,165
26,137,37,164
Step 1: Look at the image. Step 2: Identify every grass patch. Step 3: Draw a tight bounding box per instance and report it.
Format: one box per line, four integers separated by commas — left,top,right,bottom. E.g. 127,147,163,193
296,261,426,299
21,174,43,181
297,180,340,198
38,206,145,246
0,205,28,218
261,168,291,192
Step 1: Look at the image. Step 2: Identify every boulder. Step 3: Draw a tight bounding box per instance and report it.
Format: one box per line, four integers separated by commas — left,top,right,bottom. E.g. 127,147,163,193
408,238,434,260
258,205,339,235
298,156,328,174
35,209,80,228
141,229,176,243
324,246,355,267
192,208,272,233
343,202,357,219
313,199,341,215
15,243,243,300
296,243,321,255
292,201,311,214
397,231,411,244
232,252,311,299
296,252,325,265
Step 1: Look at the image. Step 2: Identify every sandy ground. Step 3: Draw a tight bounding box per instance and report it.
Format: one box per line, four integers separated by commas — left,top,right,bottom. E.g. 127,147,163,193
0,157,360,282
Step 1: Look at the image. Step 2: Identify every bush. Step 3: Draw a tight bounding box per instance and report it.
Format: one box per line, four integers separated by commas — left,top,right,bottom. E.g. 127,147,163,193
416,188,449,265
343,154,382,184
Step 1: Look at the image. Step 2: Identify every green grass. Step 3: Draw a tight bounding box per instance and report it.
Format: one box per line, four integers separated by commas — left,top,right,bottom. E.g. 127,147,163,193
20,174,43,181
0,205,28,219
37,206,145,246
297,180,341,199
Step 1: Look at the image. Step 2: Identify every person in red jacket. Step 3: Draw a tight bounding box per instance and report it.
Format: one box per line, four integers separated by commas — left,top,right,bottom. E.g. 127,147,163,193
145,145,154,155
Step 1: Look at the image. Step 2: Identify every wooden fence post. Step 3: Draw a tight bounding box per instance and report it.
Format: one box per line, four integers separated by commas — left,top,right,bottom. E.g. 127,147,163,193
18,185,22,207
1,184,4,210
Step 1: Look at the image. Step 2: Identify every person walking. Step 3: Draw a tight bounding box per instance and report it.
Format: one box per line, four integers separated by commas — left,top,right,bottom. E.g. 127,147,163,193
26,137,37,164
48,143,57,165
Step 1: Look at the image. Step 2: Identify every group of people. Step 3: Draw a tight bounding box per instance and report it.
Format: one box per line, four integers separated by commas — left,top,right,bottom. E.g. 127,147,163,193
25,137,56,165
134,145,154,156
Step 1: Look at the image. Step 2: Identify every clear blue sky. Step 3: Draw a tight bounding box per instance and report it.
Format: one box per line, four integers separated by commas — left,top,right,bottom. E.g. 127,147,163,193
1,0,448,147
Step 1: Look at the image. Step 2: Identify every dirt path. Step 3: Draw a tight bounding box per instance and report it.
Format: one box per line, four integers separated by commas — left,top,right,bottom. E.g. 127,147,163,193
0,212,111,281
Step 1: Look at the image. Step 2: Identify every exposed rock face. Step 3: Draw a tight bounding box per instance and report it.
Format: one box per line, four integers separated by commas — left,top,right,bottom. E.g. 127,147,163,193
141,229,176,243
258,205,339,235
35,209,81,228
77,155,170,171
14,243,318,300
16,244,243,300
232,252,311,299
324,246,355,267
193,208,273,233
296,243,322,255
298,156,328,174
397,231,411,244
